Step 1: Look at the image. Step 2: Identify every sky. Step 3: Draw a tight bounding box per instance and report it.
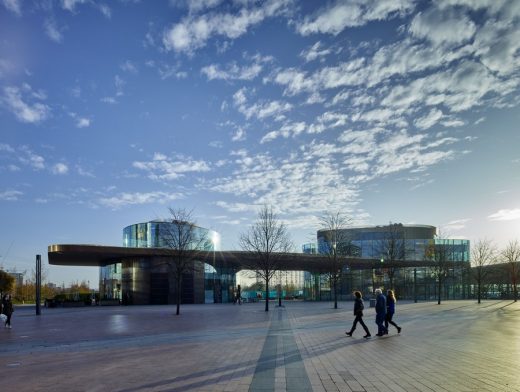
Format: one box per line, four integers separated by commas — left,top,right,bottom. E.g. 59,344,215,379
1,0,519,289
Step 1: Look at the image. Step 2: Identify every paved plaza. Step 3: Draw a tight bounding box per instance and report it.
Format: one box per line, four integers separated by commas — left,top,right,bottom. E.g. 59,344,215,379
0,300,519,392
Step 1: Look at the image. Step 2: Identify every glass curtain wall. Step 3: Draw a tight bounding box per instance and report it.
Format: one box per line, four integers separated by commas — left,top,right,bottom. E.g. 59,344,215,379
304,226,471,301
100,221,227,304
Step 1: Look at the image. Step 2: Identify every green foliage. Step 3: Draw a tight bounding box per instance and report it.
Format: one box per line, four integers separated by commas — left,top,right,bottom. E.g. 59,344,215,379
0,270,15,295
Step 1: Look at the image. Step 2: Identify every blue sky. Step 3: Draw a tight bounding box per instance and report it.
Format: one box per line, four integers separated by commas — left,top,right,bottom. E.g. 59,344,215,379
1,0,519,288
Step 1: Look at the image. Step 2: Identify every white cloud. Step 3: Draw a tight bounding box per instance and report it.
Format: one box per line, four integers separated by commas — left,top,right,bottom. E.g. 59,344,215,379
183,0,224,14
77,165,95,177
409,7,476,46
163,0,292,54
101,97,117,104
115,75,125,96
120,60,138,74
76,117,91,128
300,41,331,62
61,0,87,12
99,191,183,209
52,163,69,175
443,218,471,231
0,190,23,201
2,0,21,15
381,61,507,113
473,19,520,76
201,62,262,81
414,108,443,130
231,126,246,142
488,208,520,221
232,88,292,121
261,121,306,143
296,0,415,36
17,146,45,170
0,143,15,153
133,153,211,181
44,19,64,43
98,3,111,18
2,85,50,124
208,149,361,217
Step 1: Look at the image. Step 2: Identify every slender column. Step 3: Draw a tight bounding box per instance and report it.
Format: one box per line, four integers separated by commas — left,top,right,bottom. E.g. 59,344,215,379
414,268,417,303
36,254,41,315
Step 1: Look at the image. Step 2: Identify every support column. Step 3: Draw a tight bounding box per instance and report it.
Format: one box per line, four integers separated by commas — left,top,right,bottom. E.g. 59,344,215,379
413,268,417,303
36,254,41,315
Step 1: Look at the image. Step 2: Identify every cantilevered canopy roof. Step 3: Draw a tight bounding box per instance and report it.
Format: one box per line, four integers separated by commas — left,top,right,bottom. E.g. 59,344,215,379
48,244,437,272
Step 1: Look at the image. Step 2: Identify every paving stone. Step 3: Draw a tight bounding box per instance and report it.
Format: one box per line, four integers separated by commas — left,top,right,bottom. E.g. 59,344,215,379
0,300,519,391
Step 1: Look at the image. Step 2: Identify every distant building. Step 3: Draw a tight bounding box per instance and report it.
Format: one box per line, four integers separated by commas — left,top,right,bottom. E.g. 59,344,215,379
306,224,470,301
7,271,24,288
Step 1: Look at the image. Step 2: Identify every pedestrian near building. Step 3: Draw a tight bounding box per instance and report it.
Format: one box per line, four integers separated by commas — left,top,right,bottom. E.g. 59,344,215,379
385,289,402,334
235,284,242,305
374,288,387,336
346,291,371,338
2,294,14,329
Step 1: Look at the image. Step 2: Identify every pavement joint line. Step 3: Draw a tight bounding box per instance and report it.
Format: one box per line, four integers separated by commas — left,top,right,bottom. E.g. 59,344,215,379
249,306,313,392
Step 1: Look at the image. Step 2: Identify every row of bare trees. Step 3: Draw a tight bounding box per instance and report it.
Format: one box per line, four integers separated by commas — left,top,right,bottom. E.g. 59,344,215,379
149,205,520,315
471,239,520,303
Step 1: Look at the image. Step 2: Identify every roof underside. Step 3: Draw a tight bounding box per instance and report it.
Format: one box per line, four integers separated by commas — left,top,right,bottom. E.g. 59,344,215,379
48,244,440,272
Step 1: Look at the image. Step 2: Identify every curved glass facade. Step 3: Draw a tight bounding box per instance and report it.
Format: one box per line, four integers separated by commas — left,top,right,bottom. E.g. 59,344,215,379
307,224,470,301
100,221,235,304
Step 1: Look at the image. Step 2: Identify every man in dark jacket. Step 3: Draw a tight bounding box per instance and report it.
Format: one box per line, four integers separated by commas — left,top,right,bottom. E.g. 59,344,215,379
346,291,371,338
374,288,387,336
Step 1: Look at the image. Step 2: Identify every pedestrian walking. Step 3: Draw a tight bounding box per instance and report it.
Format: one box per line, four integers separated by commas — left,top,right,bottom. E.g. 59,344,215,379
346,291,371,338
234,284,242,305
385,289,402,334
2,294,14,329
374,288,388,336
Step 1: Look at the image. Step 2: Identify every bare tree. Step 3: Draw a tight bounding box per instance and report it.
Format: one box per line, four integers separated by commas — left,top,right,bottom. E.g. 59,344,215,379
376,222,407,289
318,211,353,309
501,240,520,302
471,239,497,304
160,207,210,315
239,205,293,312
425,232,455,305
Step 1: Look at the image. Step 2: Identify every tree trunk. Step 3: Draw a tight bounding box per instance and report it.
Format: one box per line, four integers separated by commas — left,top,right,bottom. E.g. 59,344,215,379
437,276,442,305
176,275,181,315
514,280,518,302
265,277,269,312
333,277,338,309
477,280,481,304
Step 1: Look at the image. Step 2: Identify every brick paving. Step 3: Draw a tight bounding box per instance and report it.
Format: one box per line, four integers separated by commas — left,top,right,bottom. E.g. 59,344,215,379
0,300,519,392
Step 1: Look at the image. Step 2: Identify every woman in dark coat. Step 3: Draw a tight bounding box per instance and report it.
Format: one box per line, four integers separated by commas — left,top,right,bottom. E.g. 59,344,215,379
2,294,14,329
346,291,371,338
385,289,401,334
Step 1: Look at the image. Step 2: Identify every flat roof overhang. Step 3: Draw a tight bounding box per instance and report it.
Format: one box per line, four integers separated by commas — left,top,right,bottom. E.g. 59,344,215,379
48,244,441,272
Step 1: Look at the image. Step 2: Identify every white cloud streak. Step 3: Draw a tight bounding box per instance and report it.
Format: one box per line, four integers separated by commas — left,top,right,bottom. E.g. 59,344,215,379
2,0,21,15
163,0,293,54
99,191,183,209
488,208,520,221
2,85,50,124
133,153,211,181
0,190,23,201
296,0,415,36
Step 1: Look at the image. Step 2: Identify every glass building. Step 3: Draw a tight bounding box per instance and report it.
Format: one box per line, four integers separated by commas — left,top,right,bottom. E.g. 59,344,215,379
99,221,236,304
304,224,470,301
